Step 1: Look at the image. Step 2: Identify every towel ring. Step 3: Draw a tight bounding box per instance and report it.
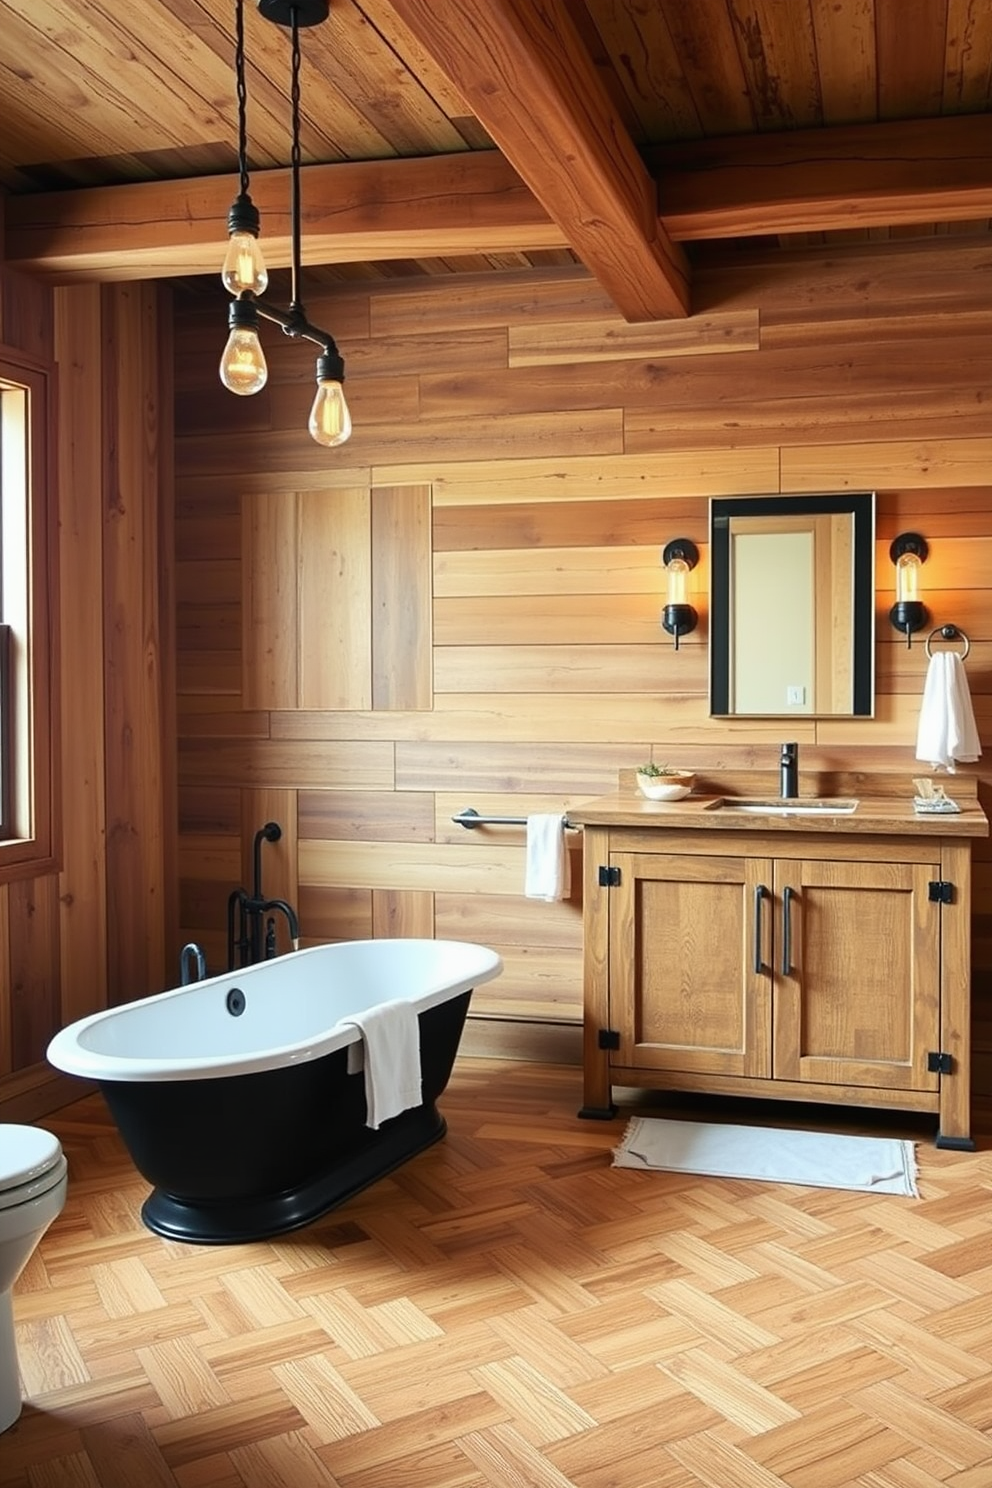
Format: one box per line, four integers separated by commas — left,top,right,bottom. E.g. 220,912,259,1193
925,624,970,660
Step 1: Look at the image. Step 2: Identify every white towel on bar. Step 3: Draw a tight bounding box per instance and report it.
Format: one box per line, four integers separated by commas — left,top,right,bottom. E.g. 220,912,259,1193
525,813,571,901
344,999,422,1130
915,650,982,773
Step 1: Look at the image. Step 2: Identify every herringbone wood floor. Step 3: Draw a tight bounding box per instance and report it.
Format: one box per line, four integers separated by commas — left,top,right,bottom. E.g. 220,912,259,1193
4,1059,992,1487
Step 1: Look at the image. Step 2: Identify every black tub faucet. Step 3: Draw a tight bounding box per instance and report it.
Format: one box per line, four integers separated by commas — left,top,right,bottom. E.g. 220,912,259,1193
780,742,799,799
226,822,302,968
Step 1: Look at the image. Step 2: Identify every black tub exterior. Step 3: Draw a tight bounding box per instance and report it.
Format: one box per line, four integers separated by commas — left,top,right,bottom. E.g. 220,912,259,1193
98,990,472,1244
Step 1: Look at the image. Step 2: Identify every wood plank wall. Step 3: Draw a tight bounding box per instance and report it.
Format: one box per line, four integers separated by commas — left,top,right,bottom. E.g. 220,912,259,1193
4,235,992,1116
172,239,992,1087
0,265,175,1118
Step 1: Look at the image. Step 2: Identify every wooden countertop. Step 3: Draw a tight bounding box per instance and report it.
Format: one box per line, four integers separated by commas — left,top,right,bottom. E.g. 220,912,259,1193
568,792,989,838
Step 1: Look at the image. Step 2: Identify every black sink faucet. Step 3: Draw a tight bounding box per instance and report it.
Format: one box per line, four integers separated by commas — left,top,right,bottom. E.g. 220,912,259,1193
780,742,799,799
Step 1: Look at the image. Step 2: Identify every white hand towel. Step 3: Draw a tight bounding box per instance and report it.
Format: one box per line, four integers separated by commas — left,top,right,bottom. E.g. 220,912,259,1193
525,813,571,901
343,999,422,1130
915,650,982,773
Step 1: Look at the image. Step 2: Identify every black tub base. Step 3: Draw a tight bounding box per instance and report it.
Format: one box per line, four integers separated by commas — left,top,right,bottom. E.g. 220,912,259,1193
141,1103,447,1244
96,990,472,1245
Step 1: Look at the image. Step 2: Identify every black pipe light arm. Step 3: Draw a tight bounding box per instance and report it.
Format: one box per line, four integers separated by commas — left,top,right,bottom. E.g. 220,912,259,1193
220,0,351,447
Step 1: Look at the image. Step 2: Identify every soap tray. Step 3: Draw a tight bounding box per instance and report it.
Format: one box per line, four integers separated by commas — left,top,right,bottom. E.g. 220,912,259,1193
913,796,961,814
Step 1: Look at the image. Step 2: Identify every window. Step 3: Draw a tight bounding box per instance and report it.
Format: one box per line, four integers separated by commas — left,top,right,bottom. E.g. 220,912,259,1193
0,353,56,877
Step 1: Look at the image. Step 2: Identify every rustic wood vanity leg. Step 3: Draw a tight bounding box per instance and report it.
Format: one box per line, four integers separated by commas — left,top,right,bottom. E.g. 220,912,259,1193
578,826,616,1118
936,840,975,1150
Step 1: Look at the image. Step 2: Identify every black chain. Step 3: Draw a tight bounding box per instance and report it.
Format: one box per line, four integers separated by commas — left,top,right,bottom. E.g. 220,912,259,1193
234,0,250,199
289,6,303,312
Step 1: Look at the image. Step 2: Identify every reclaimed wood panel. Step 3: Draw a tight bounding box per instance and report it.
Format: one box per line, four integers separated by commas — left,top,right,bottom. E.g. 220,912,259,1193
433,593,666,646
299,838,526,894
368,271,618,336
180,739,395,790
299,486,372,710
433,644,707,695
372,485,433,710
178,787,242,835
8,875,61,1067
433,545,676,596
242,492,299,711
177,408,624,477
433,494,707,550
395,741,660,796
420,339,992,423
297,884,373,943
54,283,109,1025
782,437,992,491
299,789,435,842
178,462,374,501
0,888,9,1076
469,944,583,1020
434,890,583,948
624,399,992,455
379,448,782,502
176,835,242,884
372,888,435,939
0,260,53,363
101,282,169,1007
176,559,241,605
507,310,760,365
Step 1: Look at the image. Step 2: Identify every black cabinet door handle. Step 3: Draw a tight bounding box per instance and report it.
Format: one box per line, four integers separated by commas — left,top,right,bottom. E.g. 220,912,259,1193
753,883,768,973
782,885,794,975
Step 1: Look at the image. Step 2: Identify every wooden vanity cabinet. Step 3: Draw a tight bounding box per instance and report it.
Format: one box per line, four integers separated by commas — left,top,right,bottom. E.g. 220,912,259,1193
573,804,984,1148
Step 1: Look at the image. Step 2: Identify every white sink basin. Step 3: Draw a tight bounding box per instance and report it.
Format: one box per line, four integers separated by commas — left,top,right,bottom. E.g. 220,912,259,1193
712,798,859,816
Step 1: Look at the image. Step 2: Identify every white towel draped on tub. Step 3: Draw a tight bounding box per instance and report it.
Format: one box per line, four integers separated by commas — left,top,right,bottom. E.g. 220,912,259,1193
343,999,422,1130
525,813,571,901
915,650,982,773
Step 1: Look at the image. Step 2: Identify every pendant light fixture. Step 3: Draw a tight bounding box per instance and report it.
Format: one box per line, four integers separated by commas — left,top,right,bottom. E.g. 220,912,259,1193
220,0,351,448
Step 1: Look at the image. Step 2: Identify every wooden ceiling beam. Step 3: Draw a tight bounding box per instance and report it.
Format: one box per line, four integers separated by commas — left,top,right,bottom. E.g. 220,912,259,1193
385,0,691,323
3,152,567,284
8,116,992,288
654,115,992,239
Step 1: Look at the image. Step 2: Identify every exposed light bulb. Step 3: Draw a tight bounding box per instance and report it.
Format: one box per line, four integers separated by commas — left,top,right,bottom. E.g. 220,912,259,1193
666,555,690,606
894,550,921,604
220,322,268,396
309,352,352,446
222,231,269,297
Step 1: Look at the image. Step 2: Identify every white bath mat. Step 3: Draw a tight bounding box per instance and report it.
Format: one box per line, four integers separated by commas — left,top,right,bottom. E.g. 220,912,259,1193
613,1116,918,1197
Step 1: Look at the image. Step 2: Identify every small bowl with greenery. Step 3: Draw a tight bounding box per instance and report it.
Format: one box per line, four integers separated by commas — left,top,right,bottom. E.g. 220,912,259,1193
635,762,695,800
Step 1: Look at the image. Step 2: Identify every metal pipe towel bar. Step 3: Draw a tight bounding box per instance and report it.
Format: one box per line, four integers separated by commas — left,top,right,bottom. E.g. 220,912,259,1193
452,808,578,830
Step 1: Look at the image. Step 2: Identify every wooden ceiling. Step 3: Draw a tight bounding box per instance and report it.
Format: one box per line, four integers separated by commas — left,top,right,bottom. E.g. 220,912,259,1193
3,0,992,319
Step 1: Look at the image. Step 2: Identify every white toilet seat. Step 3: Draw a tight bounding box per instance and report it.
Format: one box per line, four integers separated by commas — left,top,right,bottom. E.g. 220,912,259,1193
0,1126,65,1211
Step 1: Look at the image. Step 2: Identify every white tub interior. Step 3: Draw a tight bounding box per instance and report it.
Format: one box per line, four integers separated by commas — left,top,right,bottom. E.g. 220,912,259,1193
48,940,502,1081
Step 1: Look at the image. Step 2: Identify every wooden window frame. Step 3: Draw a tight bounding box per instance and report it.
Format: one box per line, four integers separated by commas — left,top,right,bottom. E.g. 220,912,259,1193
0,349,58,882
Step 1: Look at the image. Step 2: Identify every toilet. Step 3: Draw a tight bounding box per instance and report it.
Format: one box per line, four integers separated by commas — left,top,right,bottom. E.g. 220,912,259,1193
0,1125,68,1432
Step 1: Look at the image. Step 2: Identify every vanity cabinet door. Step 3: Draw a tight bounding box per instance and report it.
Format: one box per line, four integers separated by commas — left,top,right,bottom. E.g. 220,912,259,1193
610,851,773,1078
772,857,941,1093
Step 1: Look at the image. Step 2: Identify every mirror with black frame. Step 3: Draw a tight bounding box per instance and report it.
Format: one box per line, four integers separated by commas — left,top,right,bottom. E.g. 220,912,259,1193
709,492,876,718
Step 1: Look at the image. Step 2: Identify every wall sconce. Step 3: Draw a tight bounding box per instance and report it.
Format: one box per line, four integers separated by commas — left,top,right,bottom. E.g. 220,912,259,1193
219,0,352,448
661,539,698,651
889,532,929,647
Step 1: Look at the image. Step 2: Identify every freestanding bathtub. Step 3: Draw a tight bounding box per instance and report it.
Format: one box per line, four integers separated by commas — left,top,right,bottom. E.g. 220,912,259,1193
47,939,502,1244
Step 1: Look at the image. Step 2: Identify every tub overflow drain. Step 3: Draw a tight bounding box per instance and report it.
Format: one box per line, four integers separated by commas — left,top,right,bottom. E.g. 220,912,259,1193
226,987,246,1017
